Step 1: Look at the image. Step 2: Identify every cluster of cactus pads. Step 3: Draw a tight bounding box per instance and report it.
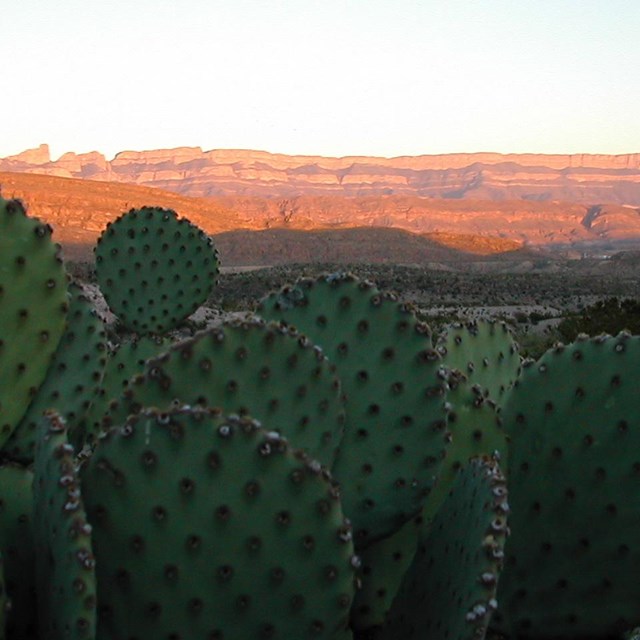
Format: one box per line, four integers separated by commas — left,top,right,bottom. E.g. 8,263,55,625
3,194,640,639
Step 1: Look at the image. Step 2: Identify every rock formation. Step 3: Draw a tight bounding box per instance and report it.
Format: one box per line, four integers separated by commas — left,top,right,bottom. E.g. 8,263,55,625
2,145,639,204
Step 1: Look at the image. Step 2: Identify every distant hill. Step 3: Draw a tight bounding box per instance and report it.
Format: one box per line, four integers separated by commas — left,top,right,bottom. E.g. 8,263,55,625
2,167,640,265
0,171,243,258
0,171,533,265
213,227,533,267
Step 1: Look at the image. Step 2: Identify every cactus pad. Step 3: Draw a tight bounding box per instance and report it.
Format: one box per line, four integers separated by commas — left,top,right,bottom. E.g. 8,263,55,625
106,318,346,468
33,411,97,639
0,552,6,640
81,407,356,639
258,273,449,547
0,463,37,638
83,334,170,443
5,283,107,462
351,516,421,633
94,207,219,334
0,197,68,445
422,371,508,522
494,333,640,638
437,319,520,402
382,457,508,640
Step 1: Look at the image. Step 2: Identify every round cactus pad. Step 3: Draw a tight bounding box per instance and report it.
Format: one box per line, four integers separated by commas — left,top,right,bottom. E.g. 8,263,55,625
495,334,640,638
0,197,68,444
94,207,219,334
106,319,346,469
81,408,356,640
258,273,449,547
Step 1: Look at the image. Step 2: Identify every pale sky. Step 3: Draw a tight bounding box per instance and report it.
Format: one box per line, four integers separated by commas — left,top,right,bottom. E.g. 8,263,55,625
3,0,639,160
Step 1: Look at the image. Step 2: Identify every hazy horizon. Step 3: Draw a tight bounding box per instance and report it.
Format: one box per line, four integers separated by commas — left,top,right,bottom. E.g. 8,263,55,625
4,0,640,160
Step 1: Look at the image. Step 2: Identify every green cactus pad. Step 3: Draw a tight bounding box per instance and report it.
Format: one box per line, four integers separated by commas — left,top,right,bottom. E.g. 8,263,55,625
257,273,449,547
5,283,107,462
437,319,521,402
382,457,508,640
83,334,170,443
0,463,38,638
0,551,6,640
0,197,68,445
494,333,640,638
351,515,421,633
422,371,509,522
81,407,356,640
33,411,97,639
106,318,346,469
94,206,219,334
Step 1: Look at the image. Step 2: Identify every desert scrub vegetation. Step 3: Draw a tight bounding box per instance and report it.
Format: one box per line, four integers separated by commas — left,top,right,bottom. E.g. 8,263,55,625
210,263,639,311
67,259,638,363
557,297,640,342
67,258,639,318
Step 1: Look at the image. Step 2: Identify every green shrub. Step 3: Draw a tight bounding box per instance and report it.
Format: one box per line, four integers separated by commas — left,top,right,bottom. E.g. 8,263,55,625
557,297,640,341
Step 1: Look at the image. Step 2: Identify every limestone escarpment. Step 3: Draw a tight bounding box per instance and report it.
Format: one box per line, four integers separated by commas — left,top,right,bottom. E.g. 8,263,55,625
2,145,640,204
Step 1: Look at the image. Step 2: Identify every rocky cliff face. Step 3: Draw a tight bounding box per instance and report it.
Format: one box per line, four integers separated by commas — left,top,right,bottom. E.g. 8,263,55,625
2,145,640,204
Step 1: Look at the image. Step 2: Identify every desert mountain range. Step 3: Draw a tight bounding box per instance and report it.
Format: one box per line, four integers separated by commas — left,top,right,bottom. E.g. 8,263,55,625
3,144,640,202
2,145,640,264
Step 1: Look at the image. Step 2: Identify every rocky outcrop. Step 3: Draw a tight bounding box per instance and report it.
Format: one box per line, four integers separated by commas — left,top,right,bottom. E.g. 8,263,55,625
2,145,640,204
5,143,51,165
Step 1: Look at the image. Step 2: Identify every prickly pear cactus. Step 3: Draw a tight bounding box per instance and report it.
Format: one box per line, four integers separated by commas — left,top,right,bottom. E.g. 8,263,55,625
81,408,356,640
33,411,96,639
106,318,346,469
0,551,6,640
258,273,449,547
437,319,520,401
351,515,421,633
353,374,508,635
83,334,170,443
381,457,508,640
0,463,38,638
422,370,508,522
494,333,640,639
0,197,68,445
94,207,219,334
4,283,107,462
